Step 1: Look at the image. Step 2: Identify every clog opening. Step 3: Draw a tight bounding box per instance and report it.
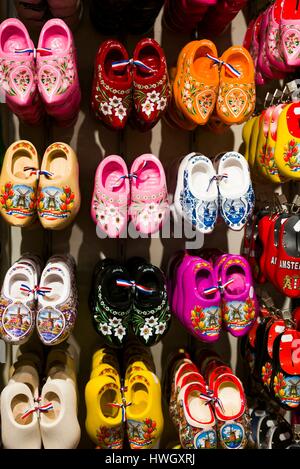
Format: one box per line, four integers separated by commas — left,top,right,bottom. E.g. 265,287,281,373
12,394,33,425
196,268,215,299
138,46,160,75
102,161,126,193
134,160,160,189
1,25,28,53
46,150,69,178
41,272,64,302
42,391,60,421
223,52,248,78
130,382,148,415
100,389,119,418
218,381,241,416
219,157,244,195
194,45,218,80
103,271,131,307
42,24,69,52
12,150,34,178
105,49,129,81
225,266,246,295
9,271,31,299
187,390,212,423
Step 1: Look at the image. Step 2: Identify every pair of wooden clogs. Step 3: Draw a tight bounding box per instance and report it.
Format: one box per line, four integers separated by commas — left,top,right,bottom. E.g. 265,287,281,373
243,102,300,184
170,40,255,131
0,140,80,229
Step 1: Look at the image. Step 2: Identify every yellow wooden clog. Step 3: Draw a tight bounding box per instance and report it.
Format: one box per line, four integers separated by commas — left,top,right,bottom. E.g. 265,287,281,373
85,375,123,449
274,102,300,179
255,107,275,182
242,116,256,162
37,142,80,230
264,104,289,184
0,140,39,227
248,115,260,176
124,368,163,450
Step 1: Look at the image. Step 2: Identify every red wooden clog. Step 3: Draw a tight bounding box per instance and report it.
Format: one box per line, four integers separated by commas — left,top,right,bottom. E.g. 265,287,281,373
91,40,132,130
132,38,171,131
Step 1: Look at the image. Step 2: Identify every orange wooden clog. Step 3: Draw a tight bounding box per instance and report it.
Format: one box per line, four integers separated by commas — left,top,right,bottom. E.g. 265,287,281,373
173,41,198,110
167,66,197,131
176,40,219,125
216,46,255,126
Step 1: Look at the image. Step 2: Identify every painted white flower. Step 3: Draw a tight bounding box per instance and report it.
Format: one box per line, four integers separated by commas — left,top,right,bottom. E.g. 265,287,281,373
99,323,112,336
96,210,109,225
145,316,158,327
115,104,127,121
155,321,166,335
187,100,192,109
157,97,167,111
147,204,156,213
185,82,191,90
109,96,122,108
140,211,150,226
142,99,155,117
114,324,126,341
107,207,117,216
183,90,190,99
222,106,227,113
100,101,112,115
140,324,153,342
109,317,122,328
147,90,160,103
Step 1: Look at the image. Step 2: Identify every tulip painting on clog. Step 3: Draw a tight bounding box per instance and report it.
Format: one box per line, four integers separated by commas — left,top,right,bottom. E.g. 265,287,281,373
37,186,75,221
0,183,36,220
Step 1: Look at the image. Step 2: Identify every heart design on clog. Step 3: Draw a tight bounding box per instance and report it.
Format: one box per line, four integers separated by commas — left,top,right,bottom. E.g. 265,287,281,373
225,88,248,118
283,29,300,57
36,307,65,344
196,89,216,121
2,302,33,340
38,64,60,97
10,65,33,98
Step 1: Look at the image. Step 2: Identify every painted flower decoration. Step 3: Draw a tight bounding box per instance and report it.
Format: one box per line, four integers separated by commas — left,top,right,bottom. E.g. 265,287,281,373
262,361,272,386
155,321,166,335
115,105,127,121
157,97,167,111
147,90,160,103
285,32,300,55
99,323,112,336
109,317,122,328
109,96,122,108
0,182,14,210
283,140,300,171
140,324,153,342
100,102,113,116
145,316,158,327
114,324,126,341
142,99,155,117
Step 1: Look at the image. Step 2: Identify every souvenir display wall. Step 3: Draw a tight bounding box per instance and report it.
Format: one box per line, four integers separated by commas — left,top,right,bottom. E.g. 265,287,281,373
1,0,300,452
